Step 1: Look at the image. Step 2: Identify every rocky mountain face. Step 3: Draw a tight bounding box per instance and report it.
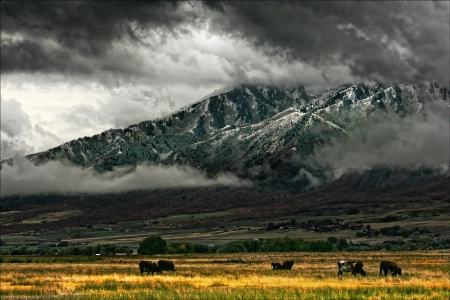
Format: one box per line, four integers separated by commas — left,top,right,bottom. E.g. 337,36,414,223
11,81,449,191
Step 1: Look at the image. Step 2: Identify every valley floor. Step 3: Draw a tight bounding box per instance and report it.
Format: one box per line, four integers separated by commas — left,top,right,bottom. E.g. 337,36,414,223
1,251,449,299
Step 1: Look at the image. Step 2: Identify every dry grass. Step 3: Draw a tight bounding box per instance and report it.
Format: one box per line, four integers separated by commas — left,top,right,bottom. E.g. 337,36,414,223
1,251,449,299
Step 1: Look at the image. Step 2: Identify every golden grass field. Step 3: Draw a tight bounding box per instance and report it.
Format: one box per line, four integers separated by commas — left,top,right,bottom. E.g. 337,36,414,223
1,251,449,299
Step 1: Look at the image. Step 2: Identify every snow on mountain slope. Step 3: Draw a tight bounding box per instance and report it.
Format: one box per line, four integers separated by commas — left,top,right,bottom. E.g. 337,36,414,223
3,81,447,191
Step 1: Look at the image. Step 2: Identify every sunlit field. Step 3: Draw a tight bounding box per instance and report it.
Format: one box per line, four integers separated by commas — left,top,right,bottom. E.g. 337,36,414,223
1,251,449,299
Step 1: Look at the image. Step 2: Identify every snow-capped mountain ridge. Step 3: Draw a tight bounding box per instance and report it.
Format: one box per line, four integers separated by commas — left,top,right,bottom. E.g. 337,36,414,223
3,81,447,189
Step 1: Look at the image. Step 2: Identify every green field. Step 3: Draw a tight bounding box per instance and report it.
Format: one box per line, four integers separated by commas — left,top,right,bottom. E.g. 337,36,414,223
1,251,449,299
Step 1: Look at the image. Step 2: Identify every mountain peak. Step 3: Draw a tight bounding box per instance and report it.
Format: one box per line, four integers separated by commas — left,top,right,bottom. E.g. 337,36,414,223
2,82,447,190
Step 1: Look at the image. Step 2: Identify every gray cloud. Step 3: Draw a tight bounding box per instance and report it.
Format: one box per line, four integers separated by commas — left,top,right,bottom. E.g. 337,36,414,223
60,104,107,128
0,40,86,74
2,1,448,163
206,1,449,84
60,88,183,130
0,157,249,197
0,96,69,159
0,98,31,137
0,1,195,55
314,101,450,178
1,137,33,161
2,1,447,85
0,1,201,77
0,98,34,158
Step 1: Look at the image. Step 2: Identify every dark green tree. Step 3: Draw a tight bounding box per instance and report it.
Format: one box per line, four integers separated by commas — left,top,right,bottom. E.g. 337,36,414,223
138,236,167,255
194,244,210,253
337,238,350,251
168,242,195,254
216,242,248,253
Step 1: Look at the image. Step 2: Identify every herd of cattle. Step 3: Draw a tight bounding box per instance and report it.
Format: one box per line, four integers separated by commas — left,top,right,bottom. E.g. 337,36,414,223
139,259,402,277
139,260,176,275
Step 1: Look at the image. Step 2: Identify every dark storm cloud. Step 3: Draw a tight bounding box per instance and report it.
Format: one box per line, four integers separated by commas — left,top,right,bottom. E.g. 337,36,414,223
1,1,448,84
206,1,449,84
0,39,92,73
0,1,200,74
1,1,192,54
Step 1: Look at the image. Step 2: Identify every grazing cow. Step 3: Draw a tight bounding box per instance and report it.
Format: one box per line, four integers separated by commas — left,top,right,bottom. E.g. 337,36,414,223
271,261,294,270
158,260,176,272
282,261,294,270
271,262,283,270
139,261,160,275
337,260,366,276
380,261,402,277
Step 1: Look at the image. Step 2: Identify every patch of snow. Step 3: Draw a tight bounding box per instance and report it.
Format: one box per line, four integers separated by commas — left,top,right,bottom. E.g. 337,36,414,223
159,151,172,160
311,113,349,135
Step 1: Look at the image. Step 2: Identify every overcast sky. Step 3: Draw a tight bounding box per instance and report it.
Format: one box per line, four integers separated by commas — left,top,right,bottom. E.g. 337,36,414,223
1,1,449,159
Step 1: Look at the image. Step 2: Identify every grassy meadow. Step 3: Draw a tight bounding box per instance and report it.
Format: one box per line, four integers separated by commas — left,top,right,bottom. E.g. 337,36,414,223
1,251,449,299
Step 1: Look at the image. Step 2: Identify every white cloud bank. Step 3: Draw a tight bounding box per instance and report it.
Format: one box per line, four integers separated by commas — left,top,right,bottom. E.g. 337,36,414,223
0,158,249,197
314,101,450,178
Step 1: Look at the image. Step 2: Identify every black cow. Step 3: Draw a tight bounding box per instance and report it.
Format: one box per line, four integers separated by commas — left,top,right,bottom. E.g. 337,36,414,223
272,261,294,270
337,260,366,276
271,262,283,270
158,260,176,272
380,261,402,277
139,260,160,275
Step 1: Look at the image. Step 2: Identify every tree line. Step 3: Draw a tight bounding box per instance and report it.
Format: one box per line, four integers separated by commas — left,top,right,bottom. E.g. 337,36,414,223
1,235,448,257
137,236,450,255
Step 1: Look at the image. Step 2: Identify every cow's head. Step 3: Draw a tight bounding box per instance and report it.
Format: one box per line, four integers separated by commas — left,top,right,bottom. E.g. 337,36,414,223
353,264,366,276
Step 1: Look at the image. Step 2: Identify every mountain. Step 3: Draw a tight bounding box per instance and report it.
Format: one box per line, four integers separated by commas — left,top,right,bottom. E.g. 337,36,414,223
20,85,308,170
1,81,449,237
2,81,448,191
